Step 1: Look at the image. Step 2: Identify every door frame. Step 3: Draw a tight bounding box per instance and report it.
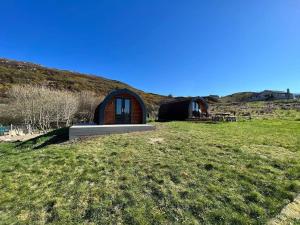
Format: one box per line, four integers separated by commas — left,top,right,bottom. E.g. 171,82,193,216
115,97,132,124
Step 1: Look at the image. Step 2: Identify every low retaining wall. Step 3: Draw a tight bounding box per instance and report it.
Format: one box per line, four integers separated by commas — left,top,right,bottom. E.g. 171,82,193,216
69,124,155,140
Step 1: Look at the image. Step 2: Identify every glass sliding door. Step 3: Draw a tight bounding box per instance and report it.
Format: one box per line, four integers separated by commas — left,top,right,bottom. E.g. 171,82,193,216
115,98,131,124
123,99,131,123
192,101,200,117
115,98,123,123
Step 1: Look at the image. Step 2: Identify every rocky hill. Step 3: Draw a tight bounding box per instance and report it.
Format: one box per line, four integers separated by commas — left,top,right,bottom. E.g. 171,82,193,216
0,58,169,113
220,90,295,103
220,92,257,103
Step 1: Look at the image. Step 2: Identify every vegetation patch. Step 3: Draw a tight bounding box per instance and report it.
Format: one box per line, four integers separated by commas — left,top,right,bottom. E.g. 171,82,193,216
0,120,300,224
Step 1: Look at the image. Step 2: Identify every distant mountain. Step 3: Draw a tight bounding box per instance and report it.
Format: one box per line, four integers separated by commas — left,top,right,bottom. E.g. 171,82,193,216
0,58,169,113
221,92,257,102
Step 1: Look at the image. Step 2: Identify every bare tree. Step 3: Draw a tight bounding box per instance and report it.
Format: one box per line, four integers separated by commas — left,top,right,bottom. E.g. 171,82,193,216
76,91,102,123
7,85,80,131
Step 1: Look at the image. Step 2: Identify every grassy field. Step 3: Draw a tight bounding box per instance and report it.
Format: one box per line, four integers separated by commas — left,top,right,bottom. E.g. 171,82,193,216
0,119,300,224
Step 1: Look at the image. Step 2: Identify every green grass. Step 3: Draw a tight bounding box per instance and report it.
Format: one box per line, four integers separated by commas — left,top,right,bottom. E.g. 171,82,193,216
0,120,300,224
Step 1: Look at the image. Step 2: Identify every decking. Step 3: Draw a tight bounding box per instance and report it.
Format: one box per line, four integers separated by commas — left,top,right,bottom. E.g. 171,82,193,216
69,124,155,140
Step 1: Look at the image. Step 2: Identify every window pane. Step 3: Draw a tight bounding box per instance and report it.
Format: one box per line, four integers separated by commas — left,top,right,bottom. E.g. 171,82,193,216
116,98,122,115
192,101,199,111
124,99,130,114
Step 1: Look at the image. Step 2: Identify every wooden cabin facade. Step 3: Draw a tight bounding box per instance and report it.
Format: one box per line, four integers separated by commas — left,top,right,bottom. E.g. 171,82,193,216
158,97,209,121
94,89,146,125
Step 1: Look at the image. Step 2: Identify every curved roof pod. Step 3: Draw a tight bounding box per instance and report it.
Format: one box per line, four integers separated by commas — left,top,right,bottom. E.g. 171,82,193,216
94,88,147,125
158,97,209,121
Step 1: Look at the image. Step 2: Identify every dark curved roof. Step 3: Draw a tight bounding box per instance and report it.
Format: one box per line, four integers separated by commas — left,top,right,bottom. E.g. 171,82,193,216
160,96,209,108
94,88,147,124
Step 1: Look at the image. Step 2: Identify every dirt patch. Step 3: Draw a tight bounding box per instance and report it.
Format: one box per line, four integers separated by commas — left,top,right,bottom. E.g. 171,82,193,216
268,194,300,225
148,137,164,144
0,133,42,142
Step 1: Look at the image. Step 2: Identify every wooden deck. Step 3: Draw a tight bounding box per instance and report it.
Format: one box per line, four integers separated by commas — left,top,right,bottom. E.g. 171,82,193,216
186,115,237,122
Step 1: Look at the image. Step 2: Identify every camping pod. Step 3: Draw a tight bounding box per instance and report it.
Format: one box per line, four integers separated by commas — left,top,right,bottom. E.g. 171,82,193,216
94,89,147,125
158,97,209,121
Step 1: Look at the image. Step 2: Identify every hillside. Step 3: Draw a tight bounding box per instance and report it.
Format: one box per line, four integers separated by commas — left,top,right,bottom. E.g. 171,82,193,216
0,58,168,111
220,92,257,103
221,90,297,103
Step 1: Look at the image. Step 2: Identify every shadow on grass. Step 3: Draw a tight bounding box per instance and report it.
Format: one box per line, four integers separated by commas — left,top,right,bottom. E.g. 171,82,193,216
156,119,219,124
17,127,69,150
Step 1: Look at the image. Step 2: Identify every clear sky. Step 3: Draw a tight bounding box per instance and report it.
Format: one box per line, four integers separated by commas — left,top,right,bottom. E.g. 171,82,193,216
1,0,299,96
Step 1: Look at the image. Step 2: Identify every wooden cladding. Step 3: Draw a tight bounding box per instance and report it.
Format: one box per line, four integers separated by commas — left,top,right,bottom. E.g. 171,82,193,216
94,89,146,125
103,94,142,124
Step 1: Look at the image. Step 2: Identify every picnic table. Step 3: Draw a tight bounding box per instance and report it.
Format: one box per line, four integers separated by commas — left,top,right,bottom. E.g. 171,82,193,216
212,113,237,122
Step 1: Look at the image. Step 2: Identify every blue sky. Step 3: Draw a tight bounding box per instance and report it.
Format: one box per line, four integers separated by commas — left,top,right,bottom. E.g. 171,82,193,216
1,0,299,96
